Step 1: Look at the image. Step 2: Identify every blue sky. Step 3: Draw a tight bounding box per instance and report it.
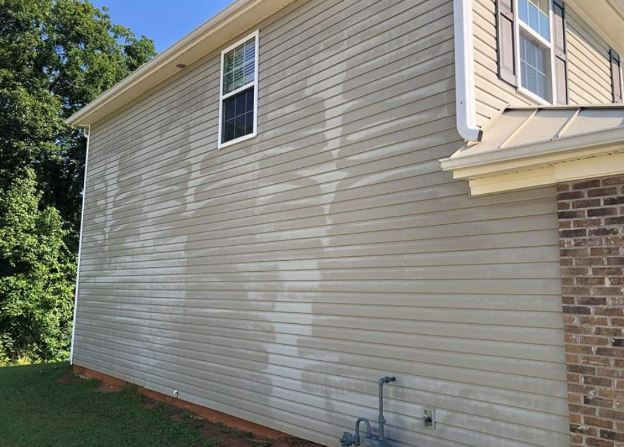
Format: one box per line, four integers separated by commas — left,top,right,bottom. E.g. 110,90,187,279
91,0,234,52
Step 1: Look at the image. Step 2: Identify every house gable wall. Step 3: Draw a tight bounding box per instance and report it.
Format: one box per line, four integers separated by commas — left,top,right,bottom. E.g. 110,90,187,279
73,0,570,445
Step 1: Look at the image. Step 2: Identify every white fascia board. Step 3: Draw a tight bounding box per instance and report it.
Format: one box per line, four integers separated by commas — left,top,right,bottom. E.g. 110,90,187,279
66,0,293,127
440,128,624,172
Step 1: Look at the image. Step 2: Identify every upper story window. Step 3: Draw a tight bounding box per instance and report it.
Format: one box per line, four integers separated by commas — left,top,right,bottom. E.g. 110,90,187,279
218,31,259,148
517,0,553,102
497,0,568,105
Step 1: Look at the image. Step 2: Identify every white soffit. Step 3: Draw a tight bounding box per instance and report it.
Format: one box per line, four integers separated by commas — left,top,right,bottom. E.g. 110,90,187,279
440,105,625,195
567,0,624,55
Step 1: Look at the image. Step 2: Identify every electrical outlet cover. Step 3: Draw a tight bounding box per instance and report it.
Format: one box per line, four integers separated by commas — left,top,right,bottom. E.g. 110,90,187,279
423,408,436,428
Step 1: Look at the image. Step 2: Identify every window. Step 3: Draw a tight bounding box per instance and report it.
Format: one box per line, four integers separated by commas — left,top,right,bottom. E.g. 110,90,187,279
497,0,568,104
517,0,553,102
519,33,551,100
218,31,259,148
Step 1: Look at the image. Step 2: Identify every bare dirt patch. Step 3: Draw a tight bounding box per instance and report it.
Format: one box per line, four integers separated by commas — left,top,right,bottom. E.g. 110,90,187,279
55,374,81,385
141,396,322,447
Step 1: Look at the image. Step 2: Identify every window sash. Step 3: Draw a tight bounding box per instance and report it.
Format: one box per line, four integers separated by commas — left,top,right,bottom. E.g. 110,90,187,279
222,37,256,97
519,32,551,100
514,0,555,104
218,31,259,148
518,0,551,42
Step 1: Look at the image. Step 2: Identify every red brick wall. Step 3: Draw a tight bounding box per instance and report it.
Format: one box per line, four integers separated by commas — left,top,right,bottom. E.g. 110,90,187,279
558,176,624,447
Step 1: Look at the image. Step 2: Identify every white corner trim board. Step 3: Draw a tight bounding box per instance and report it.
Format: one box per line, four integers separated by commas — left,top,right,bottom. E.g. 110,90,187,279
453,0,482,142
69,125,90,365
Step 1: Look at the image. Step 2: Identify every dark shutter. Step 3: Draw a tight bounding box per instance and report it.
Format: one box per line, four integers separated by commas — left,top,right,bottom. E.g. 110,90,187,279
552,0,568,104
497,0,516,86
609,49,622,103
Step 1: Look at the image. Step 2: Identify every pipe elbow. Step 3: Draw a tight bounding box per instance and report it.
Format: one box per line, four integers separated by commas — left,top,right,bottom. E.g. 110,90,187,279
456,113,483,141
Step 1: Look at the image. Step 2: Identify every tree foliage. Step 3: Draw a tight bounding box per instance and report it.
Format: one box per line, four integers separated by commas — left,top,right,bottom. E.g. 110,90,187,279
0,0,156,363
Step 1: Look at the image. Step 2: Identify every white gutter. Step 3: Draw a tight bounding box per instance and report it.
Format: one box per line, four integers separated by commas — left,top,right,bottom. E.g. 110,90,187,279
454,0,482,142
69,125,90,365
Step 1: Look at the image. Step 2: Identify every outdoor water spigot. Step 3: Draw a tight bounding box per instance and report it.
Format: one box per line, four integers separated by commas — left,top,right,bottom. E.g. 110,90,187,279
339,376,396,447
378,376,396,386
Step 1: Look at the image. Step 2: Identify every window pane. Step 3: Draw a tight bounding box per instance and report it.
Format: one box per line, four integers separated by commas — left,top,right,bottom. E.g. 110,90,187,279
222,37,256,95
520,33,551,101
519,0,550,41
222,87,255,143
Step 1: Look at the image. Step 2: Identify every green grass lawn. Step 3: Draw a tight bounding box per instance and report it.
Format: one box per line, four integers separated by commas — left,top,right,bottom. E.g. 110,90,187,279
0,363,216,447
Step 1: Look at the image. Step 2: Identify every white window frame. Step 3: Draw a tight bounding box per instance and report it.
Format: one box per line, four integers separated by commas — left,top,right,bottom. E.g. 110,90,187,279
217,30,259,149
514,0,557,105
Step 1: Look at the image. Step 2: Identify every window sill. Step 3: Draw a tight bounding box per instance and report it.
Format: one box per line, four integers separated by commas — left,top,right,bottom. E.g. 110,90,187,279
517,86,553,106
217,131,257,150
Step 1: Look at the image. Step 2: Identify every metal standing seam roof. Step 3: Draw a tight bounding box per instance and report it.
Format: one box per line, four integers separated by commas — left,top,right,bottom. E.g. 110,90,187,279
440,105,624,171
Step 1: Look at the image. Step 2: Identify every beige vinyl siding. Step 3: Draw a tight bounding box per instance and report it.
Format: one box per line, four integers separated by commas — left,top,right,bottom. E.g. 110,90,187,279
73,0,569,446
473,0,615,127
565,8,614,104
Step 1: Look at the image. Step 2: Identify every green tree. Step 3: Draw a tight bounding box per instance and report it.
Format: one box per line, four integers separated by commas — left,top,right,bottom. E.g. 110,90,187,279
0,0,156,363
0,170,74,363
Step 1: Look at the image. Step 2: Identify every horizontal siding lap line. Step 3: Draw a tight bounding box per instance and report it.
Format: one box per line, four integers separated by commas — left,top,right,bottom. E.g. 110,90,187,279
75,309,566,348
72,334,569,442
80,178,548,239
73,335,566,432
73,316,566,371
78,219,558,256
260,0,422,65
76,271,562,283
78,256,561,274
80,197,556,248
87,30,454,170
84,123,458,218
80,175,467,239
78,259,561,276
75,303,566,331
84,132,459,224
78,232,558,261
74,310,567,362
74,325,567,384
79,208,557,254
258,0,452,100
75,294,564,315
77,230,559,262
76,299,565,328
86,117,457,212
566,43,612,87
85,75,457,194
77,242,559,268
566,68,612,101
566,69,612,102
77,286,562,301
87,0,451,152
567,10,611,58
85,96,457,204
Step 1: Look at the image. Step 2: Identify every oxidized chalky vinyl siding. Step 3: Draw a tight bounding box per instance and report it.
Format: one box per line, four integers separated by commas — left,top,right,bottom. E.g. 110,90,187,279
73,0,569,446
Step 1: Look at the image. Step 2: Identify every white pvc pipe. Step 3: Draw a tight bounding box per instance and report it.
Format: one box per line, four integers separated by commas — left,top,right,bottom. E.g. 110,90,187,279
454,0,482,141
69,125,90,365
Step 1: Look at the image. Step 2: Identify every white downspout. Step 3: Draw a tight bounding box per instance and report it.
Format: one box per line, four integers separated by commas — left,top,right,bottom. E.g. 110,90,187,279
69,124,90,365
454,0,482,141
